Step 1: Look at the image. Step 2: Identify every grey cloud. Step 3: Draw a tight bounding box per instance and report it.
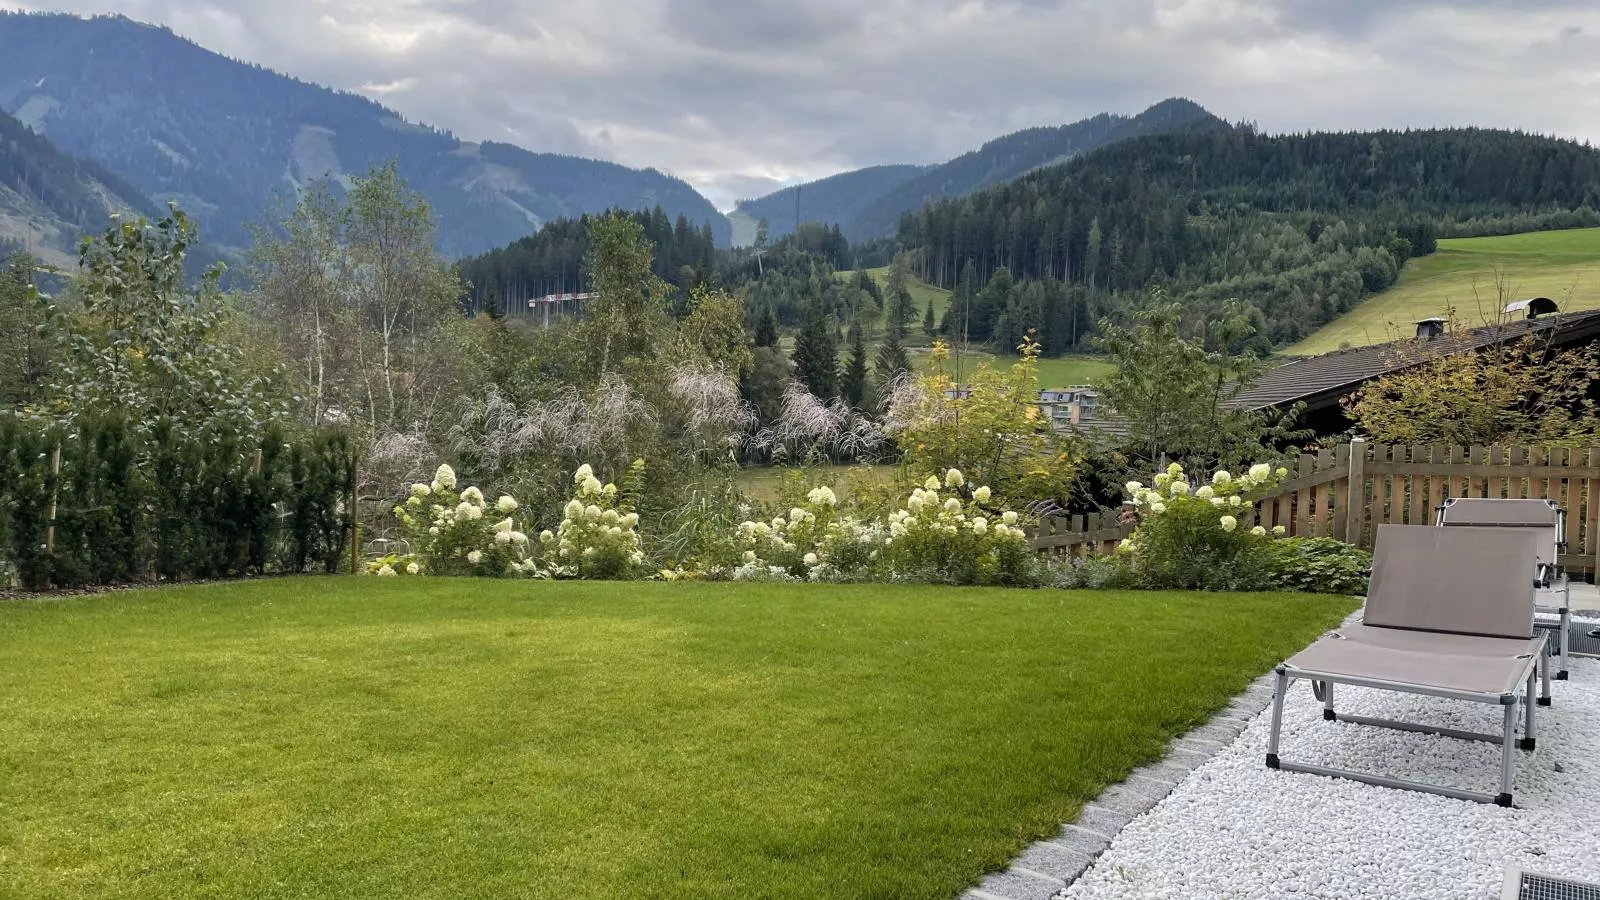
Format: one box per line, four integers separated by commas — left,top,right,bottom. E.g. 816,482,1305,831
11,0,1600,210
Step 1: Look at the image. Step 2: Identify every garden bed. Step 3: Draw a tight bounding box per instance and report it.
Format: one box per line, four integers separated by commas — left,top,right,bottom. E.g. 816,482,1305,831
0,578,1354,898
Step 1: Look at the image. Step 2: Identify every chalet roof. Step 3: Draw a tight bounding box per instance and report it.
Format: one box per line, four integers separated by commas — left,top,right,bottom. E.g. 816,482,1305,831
1233,308,1600,413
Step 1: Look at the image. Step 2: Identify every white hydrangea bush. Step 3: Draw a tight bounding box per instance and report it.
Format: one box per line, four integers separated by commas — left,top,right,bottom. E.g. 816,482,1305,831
539,464,648,580
1118,461,1289,590
372,464,538,577
876,469,1037,585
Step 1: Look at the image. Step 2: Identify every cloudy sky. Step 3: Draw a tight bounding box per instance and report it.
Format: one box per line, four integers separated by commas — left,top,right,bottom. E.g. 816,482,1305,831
8,0,1600,209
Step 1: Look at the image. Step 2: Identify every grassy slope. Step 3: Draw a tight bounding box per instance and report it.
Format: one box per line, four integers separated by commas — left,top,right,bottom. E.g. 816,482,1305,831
845,267,1114,386
1289,227,1600,355
0,579,1354,899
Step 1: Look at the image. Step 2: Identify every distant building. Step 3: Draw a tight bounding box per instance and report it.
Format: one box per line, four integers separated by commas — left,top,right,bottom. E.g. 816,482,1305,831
940,385,1114,435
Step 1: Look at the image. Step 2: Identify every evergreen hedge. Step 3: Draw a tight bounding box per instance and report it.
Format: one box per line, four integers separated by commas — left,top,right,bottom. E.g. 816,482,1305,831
0,415,357,590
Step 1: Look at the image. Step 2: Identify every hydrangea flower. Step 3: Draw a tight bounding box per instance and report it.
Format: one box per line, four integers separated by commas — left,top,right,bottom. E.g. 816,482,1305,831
1249,463,1271,479
924,475,941,492
496,495,518,514
972,517,988,535
1125,480,1144,495
1002,510,1019,525
434,464,457,490
973,485,992,502
1250,525,1267,537
1213,471,1232,485
1220,515,1238,532
945,468,965,488
1170,481,1190,497
1195,485,1215,500
406,562,421,574
377,565,397,577
1272,525,1287,536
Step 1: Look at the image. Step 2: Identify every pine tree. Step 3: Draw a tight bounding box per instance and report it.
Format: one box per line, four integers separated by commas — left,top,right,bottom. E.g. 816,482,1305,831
873,331,911,402
484,282,504,320
753,299,779,348
841,320,868,408
791,301,838,399
922,297,936,339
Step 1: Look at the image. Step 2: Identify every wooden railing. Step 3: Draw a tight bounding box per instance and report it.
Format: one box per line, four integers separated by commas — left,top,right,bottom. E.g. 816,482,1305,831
1034,439,1600,576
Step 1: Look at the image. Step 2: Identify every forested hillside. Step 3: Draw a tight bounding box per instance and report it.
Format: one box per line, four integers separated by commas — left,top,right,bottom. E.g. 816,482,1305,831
0,107,156,265
902,127,1600,348
457,207,719,317
733,165,926,242
844,98,1230,240
0,11,730,257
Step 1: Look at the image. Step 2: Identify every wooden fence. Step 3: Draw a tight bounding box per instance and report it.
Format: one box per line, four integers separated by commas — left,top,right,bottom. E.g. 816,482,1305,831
1033,439,1600,577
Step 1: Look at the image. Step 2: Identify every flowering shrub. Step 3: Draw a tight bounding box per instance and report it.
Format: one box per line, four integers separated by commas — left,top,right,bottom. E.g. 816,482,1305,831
541,464,647,579
877,469,1039,585
373,464,537,577
1120,461,1289,590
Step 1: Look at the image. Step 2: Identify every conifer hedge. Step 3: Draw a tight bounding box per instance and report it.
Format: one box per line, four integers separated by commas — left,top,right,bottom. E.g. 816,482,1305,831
0,415,357,590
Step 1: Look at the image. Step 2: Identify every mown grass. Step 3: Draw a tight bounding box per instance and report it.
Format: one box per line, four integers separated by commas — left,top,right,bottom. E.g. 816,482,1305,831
0,579,1354,899
732,462,896,503
1289,227,1600,355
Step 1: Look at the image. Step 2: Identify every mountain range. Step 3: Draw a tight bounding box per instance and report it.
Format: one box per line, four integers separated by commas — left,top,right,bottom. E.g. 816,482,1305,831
0,10,1228,264
732,98,1231,243
0,11,728,259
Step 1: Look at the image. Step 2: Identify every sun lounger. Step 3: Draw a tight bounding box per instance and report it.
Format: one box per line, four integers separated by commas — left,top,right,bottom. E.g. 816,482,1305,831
1266,524,1551,806
1438,498,1577,679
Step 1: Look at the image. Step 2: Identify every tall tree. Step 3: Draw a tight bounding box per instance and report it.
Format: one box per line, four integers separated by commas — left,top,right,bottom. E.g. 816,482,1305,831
873,331,912,402
584,211,671,378
922,297,936,339
791,300,838,399
841,321,869,408
753,299,779,347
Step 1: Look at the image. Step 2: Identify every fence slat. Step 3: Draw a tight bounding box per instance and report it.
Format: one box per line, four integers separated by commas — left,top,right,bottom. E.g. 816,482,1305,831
1315,448,1334,538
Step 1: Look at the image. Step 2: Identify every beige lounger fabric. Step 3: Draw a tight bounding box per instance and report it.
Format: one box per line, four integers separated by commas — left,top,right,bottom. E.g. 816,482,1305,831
1439,498,1560,527
1364,524,1541,640
1284,524,1543,696
1284,625,1541,695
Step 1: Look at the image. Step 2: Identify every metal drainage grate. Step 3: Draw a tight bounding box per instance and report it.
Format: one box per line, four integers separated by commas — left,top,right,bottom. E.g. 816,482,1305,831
1503,867,1600,900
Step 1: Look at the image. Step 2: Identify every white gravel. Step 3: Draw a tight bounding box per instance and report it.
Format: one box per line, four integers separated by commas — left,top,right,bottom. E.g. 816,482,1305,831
1059,658,1600,900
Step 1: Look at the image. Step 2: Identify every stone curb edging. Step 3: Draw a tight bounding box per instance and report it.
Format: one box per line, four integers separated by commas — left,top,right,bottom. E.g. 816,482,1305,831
959,610,1367,900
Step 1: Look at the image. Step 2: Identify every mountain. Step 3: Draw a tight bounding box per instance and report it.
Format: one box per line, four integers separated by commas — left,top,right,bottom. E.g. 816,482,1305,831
732,98,1230,244
900,127,1600,350
730,164,927,243
0,106,157,267
0,11,731,257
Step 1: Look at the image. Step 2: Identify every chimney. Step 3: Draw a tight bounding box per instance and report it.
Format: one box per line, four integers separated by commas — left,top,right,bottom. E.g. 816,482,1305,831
1415,318,1446,340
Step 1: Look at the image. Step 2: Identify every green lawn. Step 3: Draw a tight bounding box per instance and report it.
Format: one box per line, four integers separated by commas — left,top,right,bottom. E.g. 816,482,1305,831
906,347,1114,387
1289,227,1600,355
0,579,1353,899
733,463,896,503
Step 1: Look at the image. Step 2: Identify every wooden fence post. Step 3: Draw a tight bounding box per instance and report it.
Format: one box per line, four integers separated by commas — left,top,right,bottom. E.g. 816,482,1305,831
1344,438,1367,549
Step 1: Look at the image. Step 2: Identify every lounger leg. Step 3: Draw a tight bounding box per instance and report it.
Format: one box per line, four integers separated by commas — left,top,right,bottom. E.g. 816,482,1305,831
1558,607,1571,680
1266,667,1288,769
1497,700,1516,807
1321,680,1335,721
1539,642,1552,708
1520,667,1536,752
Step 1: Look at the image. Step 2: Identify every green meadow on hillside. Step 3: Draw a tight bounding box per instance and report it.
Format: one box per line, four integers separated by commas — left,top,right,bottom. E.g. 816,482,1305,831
1289,227,1600,355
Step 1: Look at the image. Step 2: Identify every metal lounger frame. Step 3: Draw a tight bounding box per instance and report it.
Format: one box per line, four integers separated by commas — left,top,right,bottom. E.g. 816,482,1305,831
1265,634,1549,806
1436,498,1583,676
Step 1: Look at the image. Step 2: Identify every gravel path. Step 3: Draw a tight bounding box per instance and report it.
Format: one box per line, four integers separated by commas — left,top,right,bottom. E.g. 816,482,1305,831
1057,657,1600,900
